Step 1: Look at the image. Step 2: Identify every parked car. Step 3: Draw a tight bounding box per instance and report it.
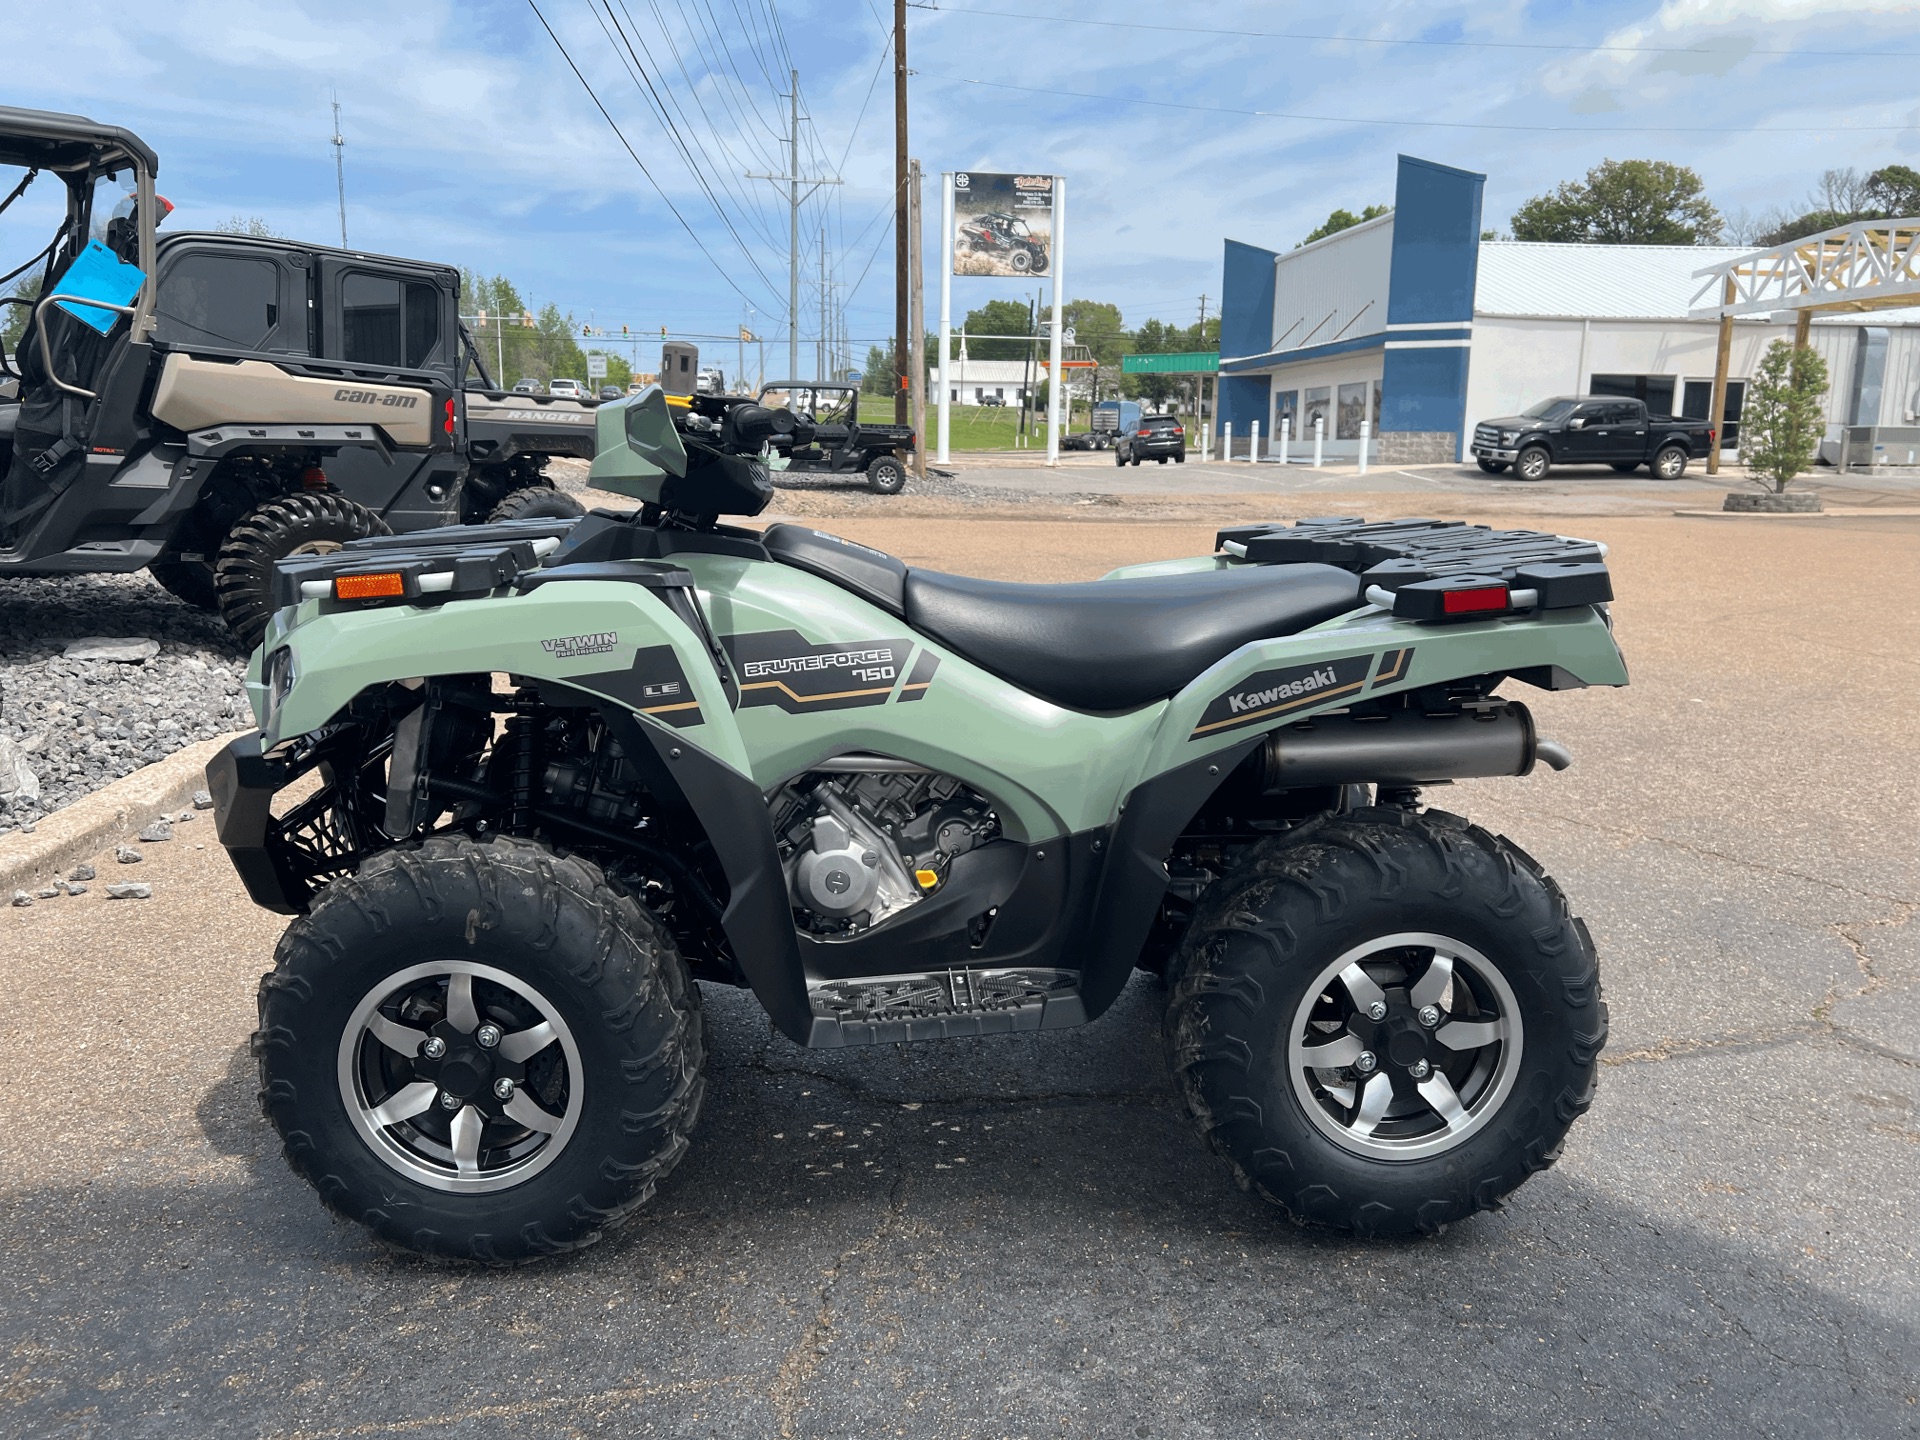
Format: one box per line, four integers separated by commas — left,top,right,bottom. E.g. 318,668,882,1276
1471,397,1716,481
1116,414,1186,466
978,394,1006,408
512,379,543,394
548,378,586,400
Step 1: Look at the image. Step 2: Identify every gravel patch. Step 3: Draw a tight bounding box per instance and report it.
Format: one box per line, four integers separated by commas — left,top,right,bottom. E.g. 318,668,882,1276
0,573,249,831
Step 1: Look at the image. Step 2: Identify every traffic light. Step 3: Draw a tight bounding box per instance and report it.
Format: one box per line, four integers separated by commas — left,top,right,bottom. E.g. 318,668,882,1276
522,311,532,328
661,326,668,339
477,308,487,325
622,324,629,335
582,324,591,338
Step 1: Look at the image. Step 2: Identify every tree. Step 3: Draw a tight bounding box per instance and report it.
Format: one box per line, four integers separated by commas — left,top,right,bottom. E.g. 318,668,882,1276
1300,204,1389,247
215,215,284,239
1510,159,1722,244
959,298,1034,360
1867,163,1920,214
1062,298,1126,368
1,274,41,354
1738,339,1829,494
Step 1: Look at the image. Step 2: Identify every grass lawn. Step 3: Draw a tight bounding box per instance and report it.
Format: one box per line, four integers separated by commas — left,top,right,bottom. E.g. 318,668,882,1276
925,404,1204,451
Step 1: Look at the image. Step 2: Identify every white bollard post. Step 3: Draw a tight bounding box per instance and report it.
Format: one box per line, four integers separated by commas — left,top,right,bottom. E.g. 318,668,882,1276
1279,417,1290,466
1358,420,1370,476
1313,416,1325,468
1251,419,1261,463
1224,421,1233,461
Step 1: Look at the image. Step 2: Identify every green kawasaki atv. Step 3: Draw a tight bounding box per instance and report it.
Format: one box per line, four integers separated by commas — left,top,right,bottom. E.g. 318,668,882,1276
211,385,1625,1261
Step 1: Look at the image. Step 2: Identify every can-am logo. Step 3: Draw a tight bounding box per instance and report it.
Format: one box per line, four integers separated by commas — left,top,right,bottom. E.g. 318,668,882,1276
333,388,418,408
1228,666,1339,714
541,632,617,659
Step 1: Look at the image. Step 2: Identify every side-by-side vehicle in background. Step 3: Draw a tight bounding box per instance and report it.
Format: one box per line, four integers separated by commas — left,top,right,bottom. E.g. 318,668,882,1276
0,105,591,646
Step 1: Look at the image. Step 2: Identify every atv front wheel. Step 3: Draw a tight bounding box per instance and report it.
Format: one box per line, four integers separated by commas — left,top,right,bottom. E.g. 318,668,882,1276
489,483,586,522
254,835,705,1262
215,492,390,649
866,456,907,494
1167,808,1605,1236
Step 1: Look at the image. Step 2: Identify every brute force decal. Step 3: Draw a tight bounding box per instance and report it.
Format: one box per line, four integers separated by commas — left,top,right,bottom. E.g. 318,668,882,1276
568,644,704,728
724,630,913,713
896,649,940,702
1190,654,1374,738
1371,647,1414,689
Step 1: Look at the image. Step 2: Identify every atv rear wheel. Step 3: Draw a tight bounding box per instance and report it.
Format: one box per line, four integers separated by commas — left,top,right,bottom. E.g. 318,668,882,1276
215,493,390,649
488,483,586,522
254,835,706,1262
866,456,907,494
1166,808,1605,1237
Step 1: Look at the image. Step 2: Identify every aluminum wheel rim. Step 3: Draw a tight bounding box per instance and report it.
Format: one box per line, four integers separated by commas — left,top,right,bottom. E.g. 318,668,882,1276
1286,932,1523,1161
337,960,584,1194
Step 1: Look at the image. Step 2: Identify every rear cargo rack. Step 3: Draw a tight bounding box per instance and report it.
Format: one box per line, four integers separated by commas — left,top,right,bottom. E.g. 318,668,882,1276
1216,517,1612,620
273,518,587,609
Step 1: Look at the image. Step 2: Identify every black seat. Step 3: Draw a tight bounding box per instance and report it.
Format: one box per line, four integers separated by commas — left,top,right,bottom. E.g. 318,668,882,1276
763,522,907,615
903,564,1363,711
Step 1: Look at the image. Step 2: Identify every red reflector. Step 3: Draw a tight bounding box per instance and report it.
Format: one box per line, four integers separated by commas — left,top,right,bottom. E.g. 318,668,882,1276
1442,586,1509,615
334,572,407,601
444,398,456,435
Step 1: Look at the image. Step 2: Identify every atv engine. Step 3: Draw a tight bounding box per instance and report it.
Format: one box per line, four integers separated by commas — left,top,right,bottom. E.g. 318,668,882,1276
771,766,998,935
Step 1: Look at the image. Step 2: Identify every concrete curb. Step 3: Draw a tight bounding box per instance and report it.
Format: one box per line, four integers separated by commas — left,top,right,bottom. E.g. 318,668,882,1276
1672,508,1920,519
0,731,249,894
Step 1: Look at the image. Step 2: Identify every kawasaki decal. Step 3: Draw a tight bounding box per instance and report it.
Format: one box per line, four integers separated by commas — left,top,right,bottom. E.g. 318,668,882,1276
1189,654,1373,738
1371,647,1414,689
724,630,913,713
571,644,704,728
896,649,940,703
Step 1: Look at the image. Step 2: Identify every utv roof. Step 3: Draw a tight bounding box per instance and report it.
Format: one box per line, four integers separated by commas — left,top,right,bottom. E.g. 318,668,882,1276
760,380,855,390
0,105,158,175
163,230,460,284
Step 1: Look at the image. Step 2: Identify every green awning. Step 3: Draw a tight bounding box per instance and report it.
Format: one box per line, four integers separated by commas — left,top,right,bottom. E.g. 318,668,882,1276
1121,350,1219,374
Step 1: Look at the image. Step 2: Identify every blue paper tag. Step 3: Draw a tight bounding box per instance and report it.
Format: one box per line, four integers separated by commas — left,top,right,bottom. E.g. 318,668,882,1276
53,240,146,335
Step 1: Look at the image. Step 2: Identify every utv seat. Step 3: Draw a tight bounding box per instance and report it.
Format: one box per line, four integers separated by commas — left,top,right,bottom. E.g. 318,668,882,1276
901,565,1364,711
763,522,1364,711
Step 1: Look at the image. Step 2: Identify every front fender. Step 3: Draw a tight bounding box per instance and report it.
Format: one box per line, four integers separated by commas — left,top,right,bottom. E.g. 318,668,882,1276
262,581,749,774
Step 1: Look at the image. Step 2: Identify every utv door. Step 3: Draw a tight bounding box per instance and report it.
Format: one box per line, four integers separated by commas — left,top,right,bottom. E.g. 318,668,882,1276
312,256,462,524
809,387,855,467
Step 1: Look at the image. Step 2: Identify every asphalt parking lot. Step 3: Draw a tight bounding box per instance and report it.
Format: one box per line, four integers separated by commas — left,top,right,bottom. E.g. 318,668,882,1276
3,508,1916,1438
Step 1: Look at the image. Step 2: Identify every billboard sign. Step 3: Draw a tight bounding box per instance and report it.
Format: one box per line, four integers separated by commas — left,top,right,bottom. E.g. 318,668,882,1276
951,172,1055,277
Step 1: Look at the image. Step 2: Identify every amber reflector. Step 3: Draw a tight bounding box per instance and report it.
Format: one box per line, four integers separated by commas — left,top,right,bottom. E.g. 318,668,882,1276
334,572,406,600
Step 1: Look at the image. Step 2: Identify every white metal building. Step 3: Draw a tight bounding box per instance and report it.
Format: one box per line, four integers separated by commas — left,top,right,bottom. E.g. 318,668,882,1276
1218,155,1920,463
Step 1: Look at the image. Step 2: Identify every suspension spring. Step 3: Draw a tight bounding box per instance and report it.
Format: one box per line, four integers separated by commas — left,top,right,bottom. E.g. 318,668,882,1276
504,715,539,835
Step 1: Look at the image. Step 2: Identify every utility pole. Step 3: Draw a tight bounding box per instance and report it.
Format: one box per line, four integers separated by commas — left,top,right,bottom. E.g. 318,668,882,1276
747,70,839,380
893,0,910,423
819,228,828,383
330,91,348,248
1198,293,1209,329
908,158,926,477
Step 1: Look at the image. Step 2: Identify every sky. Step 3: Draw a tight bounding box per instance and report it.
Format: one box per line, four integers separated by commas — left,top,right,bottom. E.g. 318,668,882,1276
4,0,1918,376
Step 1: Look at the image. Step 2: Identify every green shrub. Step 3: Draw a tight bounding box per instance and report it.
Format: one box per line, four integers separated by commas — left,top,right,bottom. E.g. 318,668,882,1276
1737,339,1829,493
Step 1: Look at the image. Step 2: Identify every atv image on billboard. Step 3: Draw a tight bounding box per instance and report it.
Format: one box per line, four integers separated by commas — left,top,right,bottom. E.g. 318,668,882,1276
952,172,1054,277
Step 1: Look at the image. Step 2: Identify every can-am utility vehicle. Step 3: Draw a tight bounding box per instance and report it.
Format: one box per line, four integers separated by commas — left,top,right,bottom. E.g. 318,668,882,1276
755,380,914,494
211,384,1625,1261
957,210,1049,273
0,105,589,648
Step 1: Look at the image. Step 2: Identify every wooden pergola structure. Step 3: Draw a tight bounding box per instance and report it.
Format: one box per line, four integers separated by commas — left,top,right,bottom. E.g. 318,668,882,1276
1690,219,1920,473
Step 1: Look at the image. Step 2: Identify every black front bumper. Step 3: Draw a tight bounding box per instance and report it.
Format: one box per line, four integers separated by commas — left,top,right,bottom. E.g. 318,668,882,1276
206,733,305,915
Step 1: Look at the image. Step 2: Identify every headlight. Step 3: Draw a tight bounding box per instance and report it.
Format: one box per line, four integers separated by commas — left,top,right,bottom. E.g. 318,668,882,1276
1500,431,1519,444
266,646,296,711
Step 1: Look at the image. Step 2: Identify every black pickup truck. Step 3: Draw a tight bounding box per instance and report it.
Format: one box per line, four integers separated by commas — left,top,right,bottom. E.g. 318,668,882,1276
756,382,915,494
1471,397,1716,481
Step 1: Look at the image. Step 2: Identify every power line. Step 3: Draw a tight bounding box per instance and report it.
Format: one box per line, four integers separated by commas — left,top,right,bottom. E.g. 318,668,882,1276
919,72,1920,134
909,3,1918,60
598,0,786,259
527,0,778,312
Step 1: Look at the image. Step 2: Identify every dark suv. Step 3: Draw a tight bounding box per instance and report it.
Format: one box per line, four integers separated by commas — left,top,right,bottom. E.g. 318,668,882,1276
1116,414,1186,466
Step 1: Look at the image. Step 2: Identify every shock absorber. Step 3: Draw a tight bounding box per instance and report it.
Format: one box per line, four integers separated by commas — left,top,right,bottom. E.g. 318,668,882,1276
504,714,540,835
